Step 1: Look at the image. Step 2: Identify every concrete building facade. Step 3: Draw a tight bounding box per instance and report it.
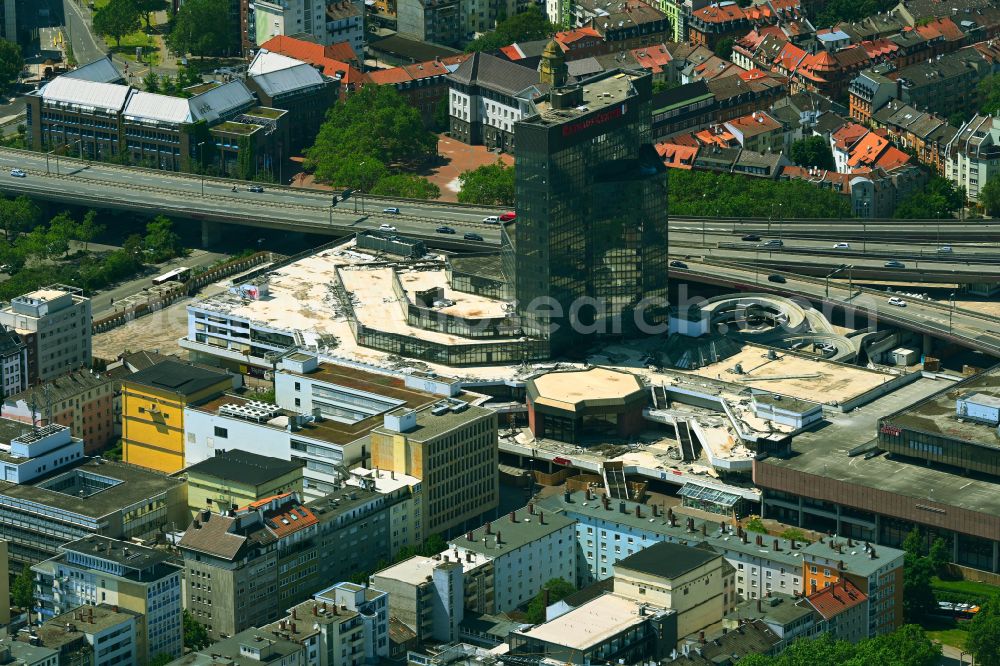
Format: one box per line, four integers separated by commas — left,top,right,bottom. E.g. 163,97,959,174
0,287,91,385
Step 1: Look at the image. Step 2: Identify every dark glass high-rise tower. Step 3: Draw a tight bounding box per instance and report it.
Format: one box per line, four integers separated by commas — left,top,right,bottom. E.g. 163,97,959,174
510,67,669,356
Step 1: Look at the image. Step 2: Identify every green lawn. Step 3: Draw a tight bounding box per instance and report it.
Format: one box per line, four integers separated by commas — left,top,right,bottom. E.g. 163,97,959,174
104,32,161,66
932,577,1000,604
922,616,968,649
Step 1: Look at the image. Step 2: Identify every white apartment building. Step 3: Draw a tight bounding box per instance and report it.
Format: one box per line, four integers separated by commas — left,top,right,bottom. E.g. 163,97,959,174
252,0,364,58
0,422,84,485
0,286,91,384
448,505,577,613
945,114,1000,202
316,582,391,662
348,468,424,555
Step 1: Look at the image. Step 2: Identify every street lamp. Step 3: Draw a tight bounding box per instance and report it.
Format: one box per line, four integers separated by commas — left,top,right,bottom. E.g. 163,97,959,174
825,264,847,297
197,141,206,196
949,291,956,334
862,201,869,253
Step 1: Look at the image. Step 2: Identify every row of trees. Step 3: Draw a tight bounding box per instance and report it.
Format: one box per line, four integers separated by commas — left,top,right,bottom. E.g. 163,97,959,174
457,161,515,205
0,195,183,299
893,176,966,219
141,65,204,96
94,0,232,58
670,170,853,218
466,6,558,53
740,625,940,666
305,85,441,198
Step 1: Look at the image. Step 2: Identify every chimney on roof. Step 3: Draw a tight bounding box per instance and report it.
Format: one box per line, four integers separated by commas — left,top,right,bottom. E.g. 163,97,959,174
529,503,535,515
312,605,318,616
773,539,780,551
291,622,296,633
699,631,706,644
635,506,641,518
193,519,201,529
838,560,845,570
495,531,502,545
485,521,492,535
292,608,297,619
539,511,545,525
510,511,517,523
701,523,707,536
467,531,473,541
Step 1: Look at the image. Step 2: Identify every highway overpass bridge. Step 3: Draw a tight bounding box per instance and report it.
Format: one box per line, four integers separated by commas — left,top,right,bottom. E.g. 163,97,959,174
0,147,997,356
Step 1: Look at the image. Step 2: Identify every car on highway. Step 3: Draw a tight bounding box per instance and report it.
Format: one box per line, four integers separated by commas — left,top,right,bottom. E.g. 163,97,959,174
833,242,850,249
436,226,456,234
767,274,786,283
464,233,484,241
483,216,500,224
759,239,783,248
884,260,905,268
500,211,516,221
887,296,906,307
669,260,688,268
742,234,761,241
937,245,953,253
383,207,401,214
9,168,25,178
379,224,397,232
247,185,264,193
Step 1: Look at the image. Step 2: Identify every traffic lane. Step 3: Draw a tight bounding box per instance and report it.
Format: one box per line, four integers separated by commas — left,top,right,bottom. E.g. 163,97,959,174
669,231,1000,258
2,150,499,223
677,261,992,342
0,172,502,240
703,248,999,275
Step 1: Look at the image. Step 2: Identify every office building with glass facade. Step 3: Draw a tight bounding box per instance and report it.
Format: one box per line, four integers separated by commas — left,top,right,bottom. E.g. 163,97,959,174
512,69,669,356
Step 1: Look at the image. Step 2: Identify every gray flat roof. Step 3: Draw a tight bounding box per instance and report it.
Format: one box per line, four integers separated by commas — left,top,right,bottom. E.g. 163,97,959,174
373,403,494,442
725,593,817,627
0,460,184,519
450,506,574,554
763,376,1000,516
886,368,1000,447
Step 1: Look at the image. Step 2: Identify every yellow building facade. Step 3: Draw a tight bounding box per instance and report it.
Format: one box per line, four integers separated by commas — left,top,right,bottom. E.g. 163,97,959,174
185,449,304,518
122,361,233,473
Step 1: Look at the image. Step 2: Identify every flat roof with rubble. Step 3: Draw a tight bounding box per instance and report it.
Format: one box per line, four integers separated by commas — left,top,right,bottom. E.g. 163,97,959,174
373,555,452,585
885,366,1000,447
682,344,897,408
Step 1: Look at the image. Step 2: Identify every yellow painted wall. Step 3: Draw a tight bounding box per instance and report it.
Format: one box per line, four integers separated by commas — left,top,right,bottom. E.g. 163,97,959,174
187,468,303,517
122,379,230,474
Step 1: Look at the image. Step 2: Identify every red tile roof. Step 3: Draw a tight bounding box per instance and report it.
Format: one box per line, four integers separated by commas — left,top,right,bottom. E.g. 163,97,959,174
806,579,868,620
630,44,672,73
832,122,869,151
775,42,807,72
326,40,359,63
861,38,899,59
656,142,699,169
500,44,526,60
265,503,318,538
693,2,746,23
725,110,783,137
554,27,602,48
260,34,367,84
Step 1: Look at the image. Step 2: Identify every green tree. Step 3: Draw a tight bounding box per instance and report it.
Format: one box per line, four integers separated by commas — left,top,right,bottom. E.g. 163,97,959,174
949,111,967,128
236,134,254,180
928,538,950,577
857,624,941,666
0,195,40,243
93,0,142,48
0,38,24,93
968,602,1000,666
744,516,768,533
433,95,450,132
136,0,169,31
815,0,896,26
466,6,557,52
183,609,211,650
525,578,576,623
369,174,441,199
123,233,145,259
715,37,735,60
142,69,160,93
979,73,1000,116
47,211,79,257
457,161,515,205
149,654,174,666
903,527,925,556
305,85,437,184
790,135,835,170
168,0,235,57
779,528,809,543
668,170,851,218
893,176,965,219
78,210,105,252
903,553,937,622
981,175,1000,217
144,215,182,260
12,564,33,609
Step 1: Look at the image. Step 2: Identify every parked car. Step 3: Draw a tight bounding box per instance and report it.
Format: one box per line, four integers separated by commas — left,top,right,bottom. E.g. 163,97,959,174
669,260,688,268
833,242,850,249
247,185,264,193
383,207,401,214
379,224,396,232
888,296,906,307
436,226,456,234
884,260,905,268
767,274,786,283
742,233,761,241
464,232,484,241
9,168,25,178
500,211,517,221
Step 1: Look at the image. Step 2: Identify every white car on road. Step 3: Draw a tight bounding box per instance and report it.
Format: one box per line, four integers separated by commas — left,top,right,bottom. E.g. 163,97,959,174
9,168,25,178
887,297,906,307
379,224,397,232
833,242,850,249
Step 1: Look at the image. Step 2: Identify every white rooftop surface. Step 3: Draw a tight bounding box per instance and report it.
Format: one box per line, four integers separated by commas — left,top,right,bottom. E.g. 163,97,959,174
40,77,130,112
348,467,421,493
519,594,649,650
248,50,306,76
124,90,193,124
442,546,492,571
339,266,518,346
373,556,439,585
397,269,509,319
